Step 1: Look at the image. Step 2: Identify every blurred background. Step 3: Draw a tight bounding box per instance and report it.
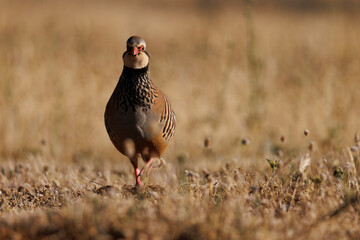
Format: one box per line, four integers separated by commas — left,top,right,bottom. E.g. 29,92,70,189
1,0,360,172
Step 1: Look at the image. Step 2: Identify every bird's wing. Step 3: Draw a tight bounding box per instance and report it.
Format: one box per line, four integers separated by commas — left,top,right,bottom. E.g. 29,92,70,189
160,95,176,142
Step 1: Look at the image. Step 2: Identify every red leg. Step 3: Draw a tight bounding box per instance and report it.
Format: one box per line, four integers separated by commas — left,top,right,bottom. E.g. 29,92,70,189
140,158,154,177
134,166,143,187
146,162,153,176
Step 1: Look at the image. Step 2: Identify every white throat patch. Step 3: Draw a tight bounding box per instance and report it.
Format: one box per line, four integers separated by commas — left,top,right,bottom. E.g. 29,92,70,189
123,52,149,69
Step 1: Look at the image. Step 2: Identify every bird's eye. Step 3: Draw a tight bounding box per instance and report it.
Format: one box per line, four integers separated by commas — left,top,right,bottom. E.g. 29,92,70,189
139,46,144,51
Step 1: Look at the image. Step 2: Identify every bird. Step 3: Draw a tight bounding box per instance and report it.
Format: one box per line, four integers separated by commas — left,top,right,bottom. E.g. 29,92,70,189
104,36,176,187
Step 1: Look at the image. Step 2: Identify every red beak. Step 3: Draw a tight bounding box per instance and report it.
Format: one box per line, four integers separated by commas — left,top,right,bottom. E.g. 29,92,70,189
129,47,139,56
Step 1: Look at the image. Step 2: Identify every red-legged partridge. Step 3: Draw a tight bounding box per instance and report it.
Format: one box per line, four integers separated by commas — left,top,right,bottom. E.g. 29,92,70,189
105,36,176,187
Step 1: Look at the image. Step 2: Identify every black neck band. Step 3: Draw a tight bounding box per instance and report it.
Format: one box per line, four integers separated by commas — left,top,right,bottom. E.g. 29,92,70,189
123,64,149,75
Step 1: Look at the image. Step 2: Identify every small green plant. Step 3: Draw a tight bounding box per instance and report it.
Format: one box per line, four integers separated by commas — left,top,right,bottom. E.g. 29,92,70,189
266,159,279,172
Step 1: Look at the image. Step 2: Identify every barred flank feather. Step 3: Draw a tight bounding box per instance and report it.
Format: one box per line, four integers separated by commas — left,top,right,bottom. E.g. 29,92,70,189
161,96,176,141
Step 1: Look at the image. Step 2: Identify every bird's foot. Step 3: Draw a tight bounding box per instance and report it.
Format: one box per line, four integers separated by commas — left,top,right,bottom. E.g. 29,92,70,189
134,167,144,187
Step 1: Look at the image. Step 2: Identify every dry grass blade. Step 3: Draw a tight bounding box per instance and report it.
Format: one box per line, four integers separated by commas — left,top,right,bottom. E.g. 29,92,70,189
299,154,311,175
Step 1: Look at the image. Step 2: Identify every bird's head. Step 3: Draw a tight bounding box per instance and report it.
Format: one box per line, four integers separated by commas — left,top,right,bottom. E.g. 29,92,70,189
123,36,150,69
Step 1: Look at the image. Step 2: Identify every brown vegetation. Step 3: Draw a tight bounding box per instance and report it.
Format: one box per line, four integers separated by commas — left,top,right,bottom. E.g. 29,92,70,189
1,1,360,239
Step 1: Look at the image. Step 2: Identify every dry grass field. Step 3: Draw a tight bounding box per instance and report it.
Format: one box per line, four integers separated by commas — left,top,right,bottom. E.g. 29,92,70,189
1,0,360,239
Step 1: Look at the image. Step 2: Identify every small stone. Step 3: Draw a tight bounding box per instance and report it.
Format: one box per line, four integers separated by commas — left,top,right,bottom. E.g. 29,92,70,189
95,185,120,197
